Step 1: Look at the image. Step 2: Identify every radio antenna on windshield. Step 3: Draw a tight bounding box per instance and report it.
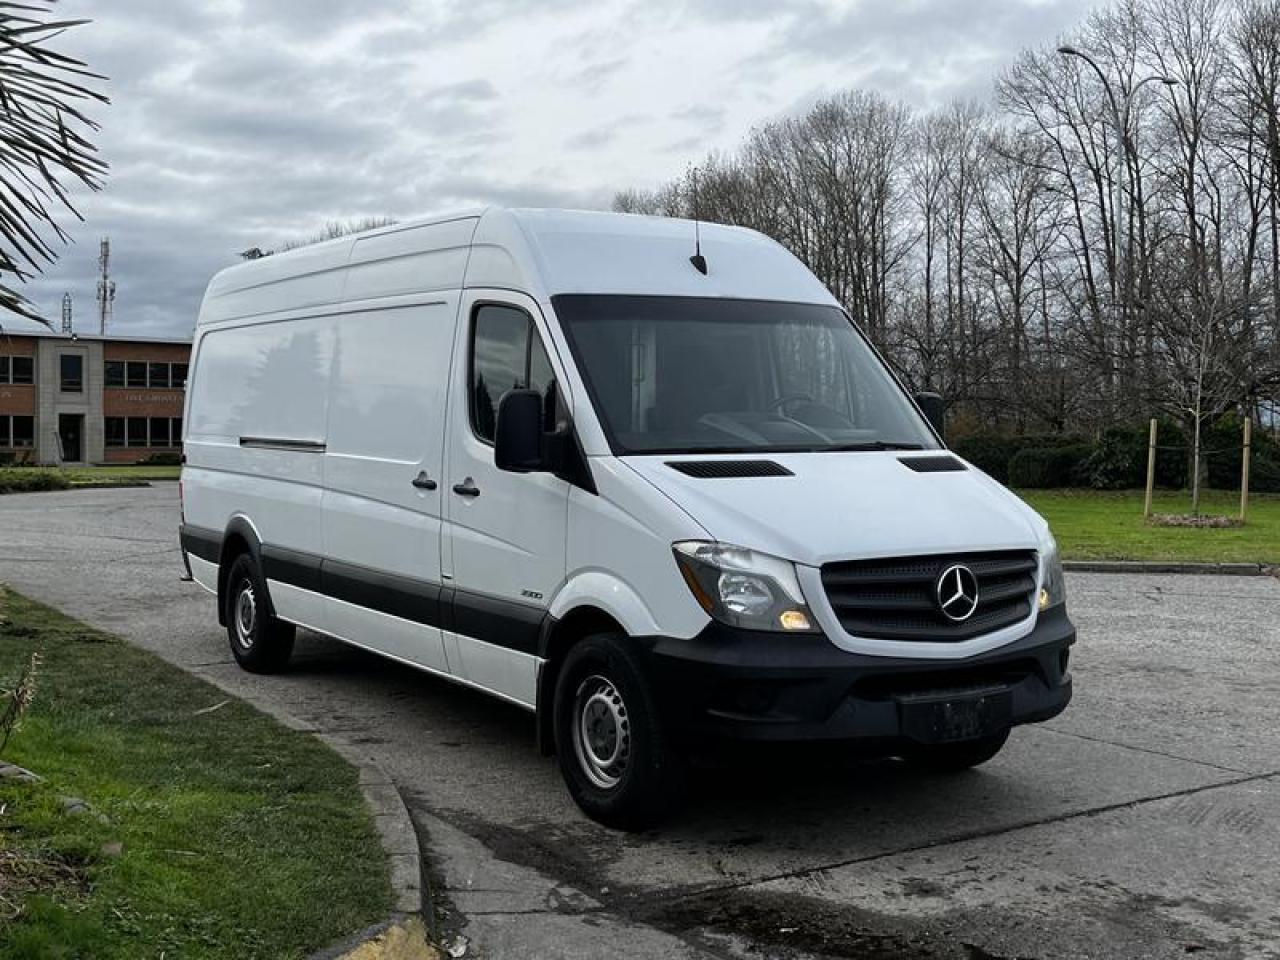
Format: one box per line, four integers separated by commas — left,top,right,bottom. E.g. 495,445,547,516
688,166,708,275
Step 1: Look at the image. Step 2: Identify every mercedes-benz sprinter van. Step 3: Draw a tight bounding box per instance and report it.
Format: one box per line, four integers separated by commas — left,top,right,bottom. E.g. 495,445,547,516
180,209,1074,827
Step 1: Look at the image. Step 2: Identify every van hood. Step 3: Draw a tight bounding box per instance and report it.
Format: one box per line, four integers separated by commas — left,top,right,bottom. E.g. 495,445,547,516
622,452,1047,567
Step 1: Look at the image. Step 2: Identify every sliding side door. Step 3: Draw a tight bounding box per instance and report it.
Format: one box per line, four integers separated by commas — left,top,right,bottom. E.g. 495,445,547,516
322,300,457,673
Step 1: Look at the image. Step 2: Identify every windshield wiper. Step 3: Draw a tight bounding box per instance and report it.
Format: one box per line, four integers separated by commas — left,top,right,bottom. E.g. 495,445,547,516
823,441,924,452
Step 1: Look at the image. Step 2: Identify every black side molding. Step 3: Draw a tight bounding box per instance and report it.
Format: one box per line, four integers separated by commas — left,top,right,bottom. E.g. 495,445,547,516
450,587,544,656
187,525,543,654
324,558,444,629
262,544,324,594
179,523,221,564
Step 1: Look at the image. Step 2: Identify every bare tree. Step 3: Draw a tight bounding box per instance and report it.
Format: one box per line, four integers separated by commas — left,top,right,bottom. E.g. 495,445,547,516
278,216,400,253
614,0,1280,456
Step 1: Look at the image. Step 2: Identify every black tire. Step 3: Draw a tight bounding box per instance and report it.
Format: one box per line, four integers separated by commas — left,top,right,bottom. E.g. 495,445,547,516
553,633,684,830
901,729,1010,773
223,552,295,674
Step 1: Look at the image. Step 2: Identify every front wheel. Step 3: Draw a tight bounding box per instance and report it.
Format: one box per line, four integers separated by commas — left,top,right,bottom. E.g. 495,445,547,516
554,634,683,830
224,553,295,674
900,729,1010,773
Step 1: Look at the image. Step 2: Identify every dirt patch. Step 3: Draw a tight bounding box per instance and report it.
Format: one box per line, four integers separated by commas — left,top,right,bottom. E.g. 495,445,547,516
1147,514,1243,528
0,849,91,921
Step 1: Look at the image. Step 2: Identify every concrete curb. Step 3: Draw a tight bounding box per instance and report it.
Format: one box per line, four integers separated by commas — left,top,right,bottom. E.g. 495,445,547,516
1064,560,1273,576
263,711,438,960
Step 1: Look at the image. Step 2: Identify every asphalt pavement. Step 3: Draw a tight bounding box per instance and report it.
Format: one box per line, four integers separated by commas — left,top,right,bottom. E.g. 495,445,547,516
1,485,1278,959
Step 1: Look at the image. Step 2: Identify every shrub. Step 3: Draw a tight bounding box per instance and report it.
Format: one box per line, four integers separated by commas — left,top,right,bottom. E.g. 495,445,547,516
0,469,70,494
952,433,1087,484
1203,418,1280,493
1008,444,1092,488
1080,427,1147,489
950,435,1021,483
140,451,182,466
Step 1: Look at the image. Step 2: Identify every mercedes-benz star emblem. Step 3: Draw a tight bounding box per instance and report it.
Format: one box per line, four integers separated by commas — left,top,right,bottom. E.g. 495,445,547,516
936,564,980,622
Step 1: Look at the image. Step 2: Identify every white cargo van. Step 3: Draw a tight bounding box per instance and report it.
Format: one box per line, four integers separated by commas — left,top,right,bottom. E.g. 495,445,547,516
180,209,1073,827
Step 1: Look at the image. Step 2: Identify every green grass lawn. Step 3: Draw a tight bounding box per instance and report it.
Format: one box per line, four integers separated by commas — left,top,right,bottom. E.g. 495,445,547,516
63,464,181,482
0,589,391,960
0,464,180,494
1018,488,1280,564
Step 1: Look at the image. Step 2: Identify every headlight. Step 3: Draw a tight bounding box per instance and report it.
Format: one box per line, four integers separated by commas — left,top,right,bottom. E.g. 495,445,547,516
1038,535,1066,611
673,541,818,633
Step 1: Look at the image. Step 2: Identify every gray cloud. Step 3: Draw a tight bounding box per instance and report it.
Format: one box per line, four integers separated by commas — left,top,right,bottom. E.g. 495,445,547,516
21,0,1095,336
565,127,618,150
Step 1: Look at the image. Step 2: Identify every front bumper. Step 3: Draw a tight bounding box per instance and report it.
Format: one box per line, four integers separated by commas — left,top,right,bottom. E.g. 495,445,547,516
640,604,1074,745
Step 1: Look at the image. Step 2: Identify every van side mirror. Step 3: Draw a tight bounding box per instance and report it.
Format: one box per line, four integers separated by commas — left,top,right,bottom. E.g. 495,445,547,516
495,389,546,472
915,392,945,439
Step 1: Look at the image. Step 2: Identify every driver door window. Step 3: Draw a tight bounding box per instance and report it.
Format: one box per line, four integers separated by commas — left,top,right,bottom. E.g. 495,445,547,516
470,304,555,443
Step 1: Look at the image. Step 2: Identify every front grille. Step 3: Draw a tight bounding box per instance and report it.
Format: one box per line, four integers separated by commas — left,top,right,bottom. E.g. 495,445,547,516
820,550,1038,642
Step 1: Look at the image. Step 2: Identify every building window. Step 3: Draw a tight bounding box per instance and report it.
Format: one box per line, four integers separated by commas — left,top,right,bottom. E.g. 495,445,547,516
171,417,183,446
60,354,84,393
104,417,125,448
149,417,170,447
126,362,147,388
0,357,7,383
127,417,148,447
12,416,33,448
172,363,188,389
0,417,8,447
10,356,33,385
149,363,170,388
105,361,125,387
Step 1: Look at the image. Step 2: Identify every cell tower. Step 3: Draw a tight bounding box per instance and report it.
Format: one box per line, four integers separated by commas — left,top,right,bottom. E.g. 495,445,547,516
96,237,116,335
61,293,73,334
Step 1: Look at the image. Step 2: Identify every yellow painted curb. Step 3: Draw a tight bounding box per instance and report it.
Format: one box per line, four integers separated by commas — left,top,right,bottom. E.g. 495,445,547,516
336,918,440,960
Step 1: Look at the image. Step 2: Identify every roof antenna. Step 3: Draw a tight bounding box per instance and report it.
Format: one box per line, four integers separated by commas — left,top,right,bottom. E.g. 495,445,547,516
688,167,708,275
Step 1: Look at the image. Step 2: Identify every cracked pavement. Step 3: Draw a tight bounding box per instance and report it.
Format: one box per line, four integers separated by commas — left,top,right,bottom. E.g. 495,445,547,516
2,486,1279,958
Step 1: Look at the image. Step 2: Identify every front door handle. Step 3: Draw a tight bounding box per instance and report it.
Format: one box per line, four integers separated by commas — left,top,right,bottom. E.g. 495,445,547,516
452,478,481,498
411,471,437,491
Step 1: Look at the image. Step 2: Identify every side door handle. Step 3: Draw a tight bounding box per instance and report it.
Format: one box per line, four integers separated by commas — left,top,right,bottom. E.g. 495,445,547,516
411,471,437,491
452,478,481,498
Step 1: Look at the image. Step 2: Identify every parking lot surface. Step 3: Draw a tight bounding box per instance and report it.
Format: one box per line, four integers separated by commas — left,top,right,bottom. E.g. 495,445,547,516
2,485,1278,958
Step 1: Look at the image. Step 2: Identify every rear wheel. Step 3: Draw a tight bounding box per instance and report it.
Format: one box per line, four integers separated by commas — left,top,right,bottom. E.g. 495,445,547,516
224,553,295,674
554,633,683,830
900,729,1010,773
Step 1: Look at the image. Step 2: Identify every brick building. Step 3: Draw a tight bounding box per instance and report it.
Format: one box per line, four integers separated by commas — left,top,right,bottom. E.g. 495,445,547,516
0,317,191,465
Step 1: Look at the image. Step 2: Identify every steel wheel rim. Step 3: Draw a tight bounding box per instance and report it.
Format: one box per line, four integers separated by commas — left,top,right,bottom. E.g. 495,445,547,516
572,674,631,790
234,580,257,651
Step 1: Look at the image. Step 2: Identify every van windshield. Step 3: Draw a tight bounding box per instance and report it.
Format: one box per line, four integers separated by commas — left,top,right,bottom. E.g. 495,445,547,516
552,295,939,455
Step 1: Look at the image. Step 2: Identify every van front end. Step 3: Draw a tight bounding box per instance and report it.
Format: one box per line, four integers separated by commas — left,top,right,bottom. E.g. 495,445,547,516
642,548,1074,750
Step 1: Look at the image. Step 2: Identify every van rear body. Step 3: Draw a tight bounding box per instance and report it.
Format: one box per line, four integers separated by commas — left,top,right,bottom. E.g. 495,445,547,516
180,208,1073,826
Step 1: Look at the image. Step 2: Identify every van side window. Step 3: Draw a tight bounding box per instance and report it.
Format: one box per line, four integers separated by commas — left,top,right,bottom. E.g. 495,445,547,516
471,304,555,443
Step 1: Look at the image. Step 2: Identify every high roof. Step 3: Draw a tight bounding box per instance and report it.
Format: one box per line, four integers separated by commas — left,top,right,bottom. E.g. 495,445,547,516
198,207,836,325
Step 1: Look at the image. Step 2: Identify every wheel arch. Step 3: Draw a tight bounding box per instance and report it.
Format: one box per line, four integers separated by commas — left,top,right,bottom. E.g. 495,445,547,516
216,515,271,626
534,604,627,755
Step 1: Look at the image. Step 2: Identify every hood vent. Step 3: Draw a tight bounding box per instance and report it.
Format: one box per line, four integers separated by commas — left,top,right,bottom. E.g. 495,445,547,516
667,460,794,479
899,455,967,473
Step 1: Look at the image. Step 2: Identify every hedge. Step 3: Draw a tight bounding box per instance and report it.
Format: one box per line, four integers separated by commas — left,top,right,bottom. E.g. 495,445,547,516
953,418,1276,492
1007,444,1093,488
952,433,1089,485
0,469,70,494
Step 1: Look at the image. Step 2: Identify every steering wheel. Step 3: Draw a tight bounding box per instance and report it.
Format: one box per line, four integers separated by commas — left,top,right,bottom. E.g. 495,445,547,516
769,393,815,415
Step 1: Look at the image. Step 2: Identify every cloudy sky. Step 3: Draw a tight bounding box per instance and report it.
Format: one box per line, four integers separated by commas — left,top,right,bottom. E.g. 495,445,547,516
25,0,1096,338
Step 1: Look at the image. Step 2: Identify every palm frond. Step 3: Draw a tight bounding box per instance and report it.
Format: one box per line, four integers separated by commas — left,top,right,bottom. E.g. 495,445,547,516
0,1,107,325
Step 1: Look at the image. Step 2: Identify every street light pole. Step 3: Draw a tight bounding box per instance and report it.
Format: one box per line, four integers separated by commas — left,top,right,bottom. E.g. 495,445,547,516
1058,45,1177,398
